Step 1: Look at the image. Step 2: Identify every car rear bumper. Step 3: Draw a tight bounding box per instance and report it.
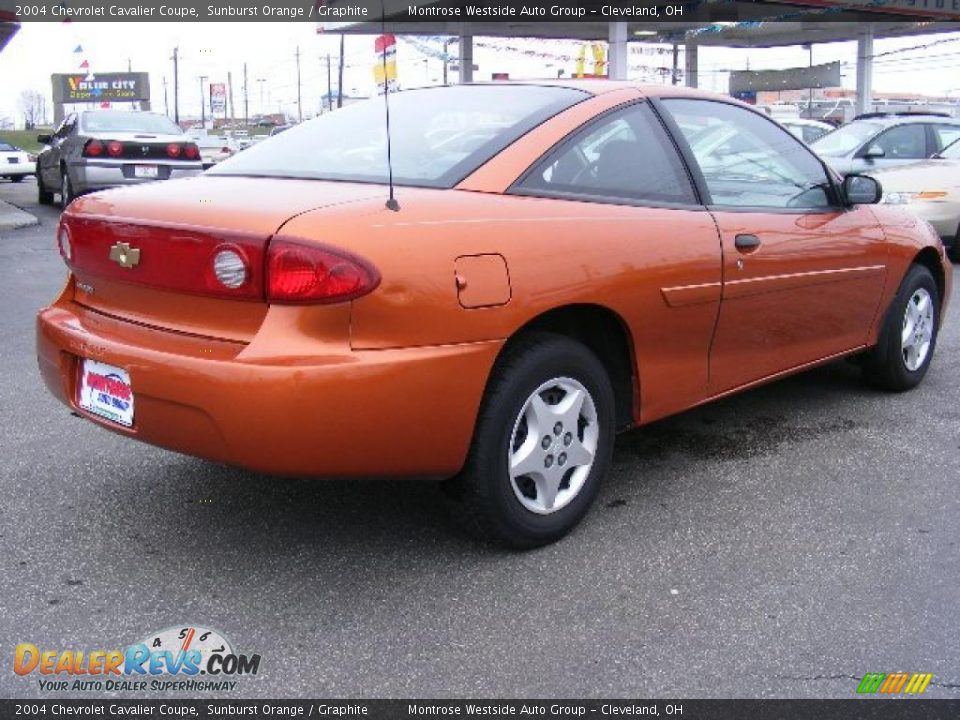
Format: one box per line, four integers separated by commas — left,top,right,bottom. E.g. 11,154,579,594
36,292,499,478
69,160,203,192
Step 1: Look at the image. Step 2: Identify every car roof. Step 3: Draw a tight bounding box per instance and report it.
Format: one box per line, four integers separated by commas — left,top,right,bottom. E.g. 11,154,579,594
848,114,960,127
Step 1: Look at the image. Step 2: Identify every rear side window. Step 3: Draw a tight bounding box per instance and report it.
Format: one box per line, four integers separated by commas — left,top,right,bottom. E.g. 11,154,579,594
933,124,960,153
515,103,696,205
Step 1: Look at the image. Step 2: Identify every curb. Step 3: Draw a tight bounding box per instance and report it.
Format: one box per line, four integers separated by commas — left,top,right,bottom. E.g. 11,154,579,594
0,198,40,232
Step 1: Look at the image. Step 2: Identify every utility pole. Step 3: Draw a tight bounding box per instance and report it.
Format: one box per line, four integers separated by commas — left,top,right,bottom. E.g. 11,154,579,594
198,75,208,127
443,38,455,85
295,46,303,122
243,63,249,128
257,78,265,116
172,47,180,124
672,44,679,85
337,33,345,108
127,58,132,72
227,71,235,122
325,54,333,112
162,76,169,116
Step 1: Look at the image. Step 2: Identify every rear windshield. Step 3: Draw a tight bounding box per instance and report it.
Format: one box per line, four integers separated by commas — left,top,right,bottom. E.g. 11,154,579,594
209,85,588,188
0,143,17,151
81,111,183,135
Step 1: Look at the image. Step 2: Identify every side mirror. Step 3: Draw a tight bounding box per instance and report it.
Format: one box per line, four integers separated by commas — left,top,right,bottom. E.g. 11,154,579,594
843,174,882,205
36,133,52,144
864,144,885,159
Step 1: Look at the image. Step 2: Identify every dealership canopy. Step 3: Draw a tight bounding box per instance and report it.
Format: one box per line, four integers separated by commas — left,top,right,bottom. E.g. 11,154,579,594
322,0,960,114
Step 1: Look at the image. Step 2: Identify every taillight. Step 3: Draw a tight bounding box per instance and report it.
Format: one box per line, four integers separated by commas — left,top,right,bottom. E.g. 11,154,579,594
83,140,104,157
107,141,124,157
184,144,199,160
220,147,232,154
166,143,182,159
267,238,380,304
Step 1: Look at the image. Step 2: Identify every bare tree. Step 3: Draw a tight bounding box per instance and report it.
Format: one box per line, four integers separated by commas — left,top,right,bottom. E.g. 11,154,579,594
18,90,47,129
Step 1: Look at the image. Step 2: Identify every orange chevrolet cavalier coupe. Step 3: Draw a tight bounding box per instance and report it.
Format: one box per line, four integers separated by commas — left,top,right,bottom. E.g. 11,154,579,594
38,82,951,548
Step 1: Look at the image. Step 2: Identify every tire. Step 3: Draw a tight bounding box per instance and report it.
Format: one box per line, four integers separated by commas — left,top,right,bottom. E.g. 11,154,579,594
948,228,960,263
862,264,940,392
36,172,54,205
10,175,23,183
444,333,616,549
60,167,74,209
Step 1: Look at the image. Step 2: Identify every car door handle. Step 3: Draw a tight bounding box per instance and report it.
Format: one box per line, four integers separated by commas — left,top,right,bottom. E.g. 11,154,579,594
734,234,761,251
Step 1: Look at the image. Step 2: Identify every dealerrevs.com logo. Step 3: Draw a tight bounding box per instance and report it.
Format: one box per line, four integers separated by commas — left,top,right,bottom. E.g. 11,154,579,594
14,625,261,692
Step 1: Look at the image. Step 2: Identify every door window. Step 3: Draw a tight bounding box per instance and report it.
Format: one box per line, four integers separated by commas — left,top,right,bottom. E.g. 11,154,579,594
662,99,834,209
868,124,927,160
517,103,696,205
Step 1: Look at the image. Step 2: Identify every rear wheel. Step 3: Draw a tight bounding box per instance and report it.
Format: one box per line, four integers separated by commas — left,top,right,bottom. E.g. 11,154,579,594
10,175,23,183
445,333,615,549
60,167,74,209
862,264,940,392
37,172,53,205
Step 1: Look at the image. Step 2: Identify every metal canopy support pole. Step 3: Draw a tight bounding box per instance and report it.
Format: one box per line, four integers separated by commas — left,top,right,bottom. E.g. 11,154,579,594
684,39,698,88
856,23,874,117
458,26,474,83
608,22,628,80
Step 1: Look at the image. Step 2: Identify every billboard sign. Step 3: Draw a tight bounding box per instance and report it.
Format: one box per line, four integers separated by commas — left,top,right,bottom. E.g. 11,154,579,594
52,72,149,104
210,83,227,114
729,62,842,94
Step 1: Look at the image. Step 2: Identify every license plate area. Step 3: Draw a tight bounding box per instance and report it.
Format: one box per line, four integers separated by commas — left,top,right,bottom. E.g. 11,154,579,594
77,358,135,427
133,164,158,178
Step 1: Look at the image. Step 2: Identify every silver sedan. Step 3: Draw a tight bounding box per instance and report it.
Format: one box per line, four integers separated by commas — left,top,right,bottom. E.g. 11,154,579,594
36,110,203,207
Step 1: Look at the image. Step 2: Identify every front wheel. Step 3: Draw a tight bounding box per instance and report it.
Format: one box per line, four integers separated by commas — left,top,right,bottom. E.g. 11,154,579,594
862,264,940,392
10,175,24,183
445,333,615,549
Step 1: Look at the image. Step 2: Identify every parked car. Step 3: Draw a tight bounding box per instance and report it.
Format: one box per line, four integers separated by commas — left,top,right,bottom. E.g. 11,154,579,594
269,124,293,136
0,141,36,182
871,137,960,262
35,110,204,207
812,112,960,175
193,135,236,169
37,83,951,548
781,118,835,144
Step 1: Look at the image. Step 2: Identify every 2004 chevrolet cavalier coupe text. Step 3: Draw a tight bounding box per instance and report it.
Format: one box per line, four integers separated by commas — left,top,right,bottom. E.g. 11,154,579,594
37,82,952,548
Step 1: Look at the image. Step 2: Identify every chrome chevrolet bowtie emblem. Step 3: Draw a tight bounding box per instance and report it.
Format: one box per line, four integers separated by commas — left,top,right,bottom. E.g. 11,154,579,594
109,242,141,269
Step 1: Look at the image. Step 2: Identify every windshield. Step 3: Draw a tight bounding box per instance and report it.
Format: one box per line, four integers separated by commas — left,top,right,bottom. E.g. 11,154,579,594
942,137,960,159
0,142,18,151
811,121,882,156
81,111,183,135
210,85,587,188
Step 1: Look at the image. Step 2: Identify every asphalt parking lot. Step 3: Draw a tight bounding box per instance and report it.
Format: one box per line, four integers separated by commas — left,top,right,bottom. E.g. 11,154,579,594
1,177,959,700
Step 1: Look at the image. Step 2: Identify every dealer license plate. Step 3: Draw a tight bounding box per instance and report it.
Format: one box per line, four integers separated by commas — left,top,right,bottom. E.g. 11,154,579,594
78,359,134,427
134,165,158,179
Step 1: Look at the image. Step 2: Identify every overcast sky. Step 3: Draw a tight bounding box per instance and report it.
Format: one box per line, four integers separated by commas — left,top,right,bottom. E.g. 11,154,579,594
1,22,959,126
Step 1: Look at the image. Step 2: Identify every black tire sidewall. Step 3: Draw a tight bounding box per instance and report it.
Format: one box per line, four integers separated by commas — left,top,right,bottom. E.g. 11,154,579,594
877,265,939,389
470,337,615,547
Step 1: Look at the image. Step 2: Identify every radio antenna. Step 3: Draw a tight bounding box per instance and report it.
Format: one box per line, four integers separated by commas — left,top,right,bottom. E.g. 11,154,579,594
380,0,400,211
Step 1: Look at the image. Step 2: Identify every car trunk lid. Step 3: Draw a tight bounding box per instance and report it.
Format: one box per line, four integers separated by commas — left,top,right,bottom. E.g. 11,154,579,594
62,176,380,342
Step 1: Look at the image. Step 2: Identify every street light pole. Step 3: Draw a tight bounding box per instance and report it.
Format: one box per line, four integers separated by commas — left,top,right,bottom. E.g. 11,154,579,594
198,75,208,128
